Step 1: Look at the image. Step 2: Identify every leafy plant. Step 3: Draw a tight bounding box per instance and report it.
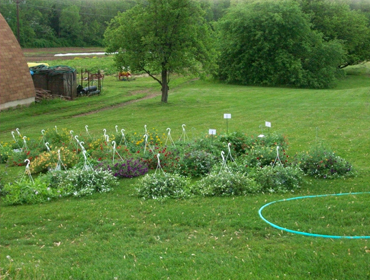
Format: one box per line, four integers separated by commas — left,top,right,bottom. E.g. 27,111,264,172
243,145,289,168
254,164,304,193
194,169,262,196
136,173,191,200
96,158,148,178
29,147,79,174
178,150,217,177
297,145,355,179
51,169,118,197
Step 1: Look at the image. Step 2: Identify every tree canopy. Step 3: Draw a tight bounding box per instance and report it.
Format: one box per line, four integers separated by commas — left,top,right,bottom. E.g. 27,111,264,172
104,0,216,102
298,0,370,67
216,0,345,88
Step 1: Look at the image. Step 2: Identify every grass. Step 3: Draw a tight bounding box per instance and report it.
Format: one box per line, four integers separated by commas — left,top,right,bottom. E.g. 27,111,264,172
1,56,370,279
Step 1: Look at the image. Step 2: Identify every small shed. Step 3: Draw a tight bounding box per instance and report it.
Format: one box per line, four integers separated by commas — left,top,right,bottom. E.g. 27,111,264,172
31,66,77,100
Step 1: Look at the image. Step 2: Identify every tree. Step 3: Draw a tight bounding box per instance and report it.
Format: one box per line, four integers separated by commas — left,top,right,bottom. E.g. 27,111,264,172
60,5,83,46
104,0,216,103
217,0,344,88
298,0,370,67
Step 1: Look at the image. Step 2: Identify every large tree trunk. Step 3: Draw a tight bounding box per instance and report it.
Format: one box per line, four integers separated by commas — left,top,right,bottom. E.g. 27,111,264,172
161,69,169,103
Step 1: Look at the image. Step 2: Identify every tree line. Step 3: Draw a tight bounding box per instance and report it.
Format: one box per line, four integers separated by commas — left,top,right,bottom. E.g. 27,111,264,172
0,0,230,47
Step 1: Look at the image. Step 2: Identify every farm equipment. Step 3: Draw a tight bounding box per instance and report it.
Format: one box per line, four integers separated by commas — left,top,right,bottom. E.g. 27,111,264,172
78,69,103,96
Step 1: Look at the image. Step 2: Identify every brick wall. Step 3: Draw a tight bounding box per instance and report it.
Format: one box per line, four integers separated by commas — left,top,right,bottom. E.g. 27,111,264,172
0,13,35,110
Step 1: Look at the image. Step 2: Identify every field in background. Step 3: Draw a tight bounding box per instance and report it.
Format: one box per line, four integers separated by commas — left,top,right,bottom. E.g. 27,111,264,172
1,54,370,279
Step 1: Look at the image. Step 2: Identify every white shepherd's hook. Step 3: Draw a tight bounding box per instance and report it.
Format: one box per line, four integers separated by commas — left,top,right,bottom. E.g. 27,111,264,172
105,135,110,143
55,126,58,133
112,141,117,164
41,129,45,135
23,136,29,150
74,135,80,143
58,149,61,162
144,125,148,135
273,145,283,166
45,142,51,152
70,130,74,135
155,153,165,175
79,141,86,152
165,128,176,146
16,128,21,136
121,129,125,136
182,124,186,132
115,125,118,133
85,125,89,133
120,129,127,146
24,159,34,184
11,131,17,142
227,142,235,162
143,134,148,154
103,128,107,137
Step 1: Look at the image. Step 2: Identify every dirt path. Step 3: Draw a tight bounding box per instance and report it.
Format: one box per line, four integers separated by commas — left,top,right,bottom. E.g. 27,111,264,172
72,89,161,118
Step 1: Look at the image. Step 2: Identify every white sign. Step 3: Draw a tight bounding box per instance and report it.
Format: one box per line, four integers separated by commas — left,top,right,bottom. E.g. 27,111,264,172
265,121,271,128
209,129,216,135
224,114,231,119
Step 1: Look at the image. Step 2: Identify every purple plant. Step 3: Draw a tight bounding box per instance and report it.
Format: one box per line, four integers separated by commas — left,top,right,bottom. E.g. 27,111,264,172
95,158,148,178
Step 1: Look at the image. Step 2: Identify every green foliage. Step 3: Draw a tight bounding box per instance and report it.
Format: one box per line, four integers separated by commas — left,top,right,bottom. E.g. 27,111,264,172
254,164,304,193
243,145,289,168
136,172,191,200
0,143,13,164
194,169,262,196
179,150,217,177
297,145,356,179
104,0,217,102
29,147,79,174
2,175,58,205
299,0,370,67
2,169,117,205
217,0,345,88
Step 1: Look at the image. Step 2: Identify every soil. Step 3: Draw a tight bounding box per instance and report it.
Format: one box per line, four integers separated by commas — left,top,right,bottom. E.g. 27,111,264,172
23,47,106,61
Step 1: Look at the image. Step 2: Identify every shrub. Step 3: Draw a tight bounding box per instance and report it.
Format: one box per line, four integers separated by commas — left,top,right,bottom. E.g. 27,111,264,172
194,169,262,196
243,146,289,168
51,169,118,197
254,164,303,193
29,147,79,174
136,173,191,200
2,175,59,205
297,146,355,179
96,158,148,178
178,150,217,177
2,169,118,205
0,143,13,163
7,149,40,167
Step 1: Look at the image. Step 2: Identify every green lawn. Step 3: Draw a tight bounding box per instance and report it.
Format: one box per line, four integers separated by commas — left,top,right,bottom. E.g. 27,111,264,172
0,59,369,279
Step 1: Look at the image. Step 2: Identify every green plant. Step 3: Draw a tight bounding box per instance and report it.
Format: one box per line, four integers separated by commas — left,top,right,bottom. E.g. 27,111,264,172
0,143,13,163
194,169,262,196
51,169,118,197
297,145,355,179
95,158,148,178
243,145,289,168
29,147,79,174
136,172,191,200
254,164,304,193
2,175,58,205
178,150,217,177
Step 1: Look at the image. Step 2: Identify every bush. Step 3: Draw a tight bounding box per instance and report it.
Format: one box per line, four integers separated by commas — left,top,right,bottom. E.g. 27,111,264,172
51,169,118,197
2,169,118,205
178,150,217,177
243,146,289,168
136,173,191,200
29,147,79,174
254,164,303,193
194,169,262,196
297,146,355,179
2,175,59,205
96,158,148,178
0,143,13,163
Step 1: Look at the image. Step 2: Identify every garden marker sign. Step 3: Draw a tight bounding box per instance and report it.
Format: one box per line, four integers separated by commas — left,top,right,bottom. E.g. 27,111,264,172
224,113,231,133
209,129,216,135
265,121,271,128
